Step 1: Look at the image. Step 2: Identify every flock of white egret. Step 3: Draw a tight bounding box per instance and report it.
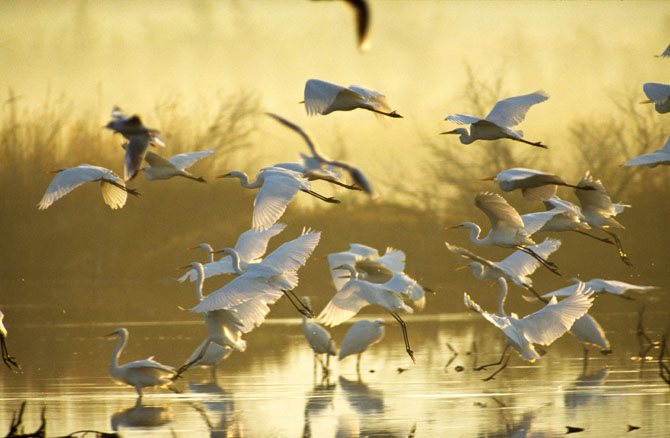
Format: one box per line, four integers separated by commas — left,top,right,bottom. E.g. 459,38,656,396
2,1,667,400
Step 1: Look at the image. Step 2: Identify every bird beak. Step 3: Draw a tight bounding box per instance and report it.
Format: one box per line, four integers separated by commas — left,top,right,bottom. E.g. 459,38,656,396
439,129,458,135
479,176,495,181
213,173,230,179
100,331,116,338
298,100,305,104
186,245,200,251
175,265,191,271
454,265,468,271
639,99,652,104
444,225,460,231
209,249,224,254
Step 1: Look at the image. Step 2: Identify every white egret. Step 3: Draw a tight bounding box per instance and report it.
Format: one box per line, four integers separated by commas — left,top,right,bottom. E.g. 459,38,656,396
274,156,361,191
445,239,561,302
541,278,658,300
338,319,385,372
101,328,176,397
302,79,402,118
327,244,406,291
530,196,614,245
267,112,377,197
622,136,670,167
301,296,337,373
480,167,593,201
656,43,670,58
574,171,632,266
444,192,560,275
465,278,594,380
569,313,611,357
105,107,164,146
178,224,287,283
441,90,549,148
0,311,19,371
183,340,232,373
640,82,670,113
218,167,340,231
142,149,216,182
38,164,139,210
192,228,321,316
318,263,424,362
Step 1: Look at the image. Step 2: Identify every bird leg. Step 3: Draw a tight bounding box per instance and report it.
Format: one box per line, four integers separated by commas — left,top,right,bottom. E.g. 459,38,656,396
526,286,549,304
510,137,548,149
177,174,207,183
483,355,511,382
106,179,141,197
325,179,363,191
299,189,341,204
0,335,20,372
474,344,509,371
571,230,614,245
174,339,214,379
604,230,633,267
283,290,314,317
390,311,415,363
516,246,561,276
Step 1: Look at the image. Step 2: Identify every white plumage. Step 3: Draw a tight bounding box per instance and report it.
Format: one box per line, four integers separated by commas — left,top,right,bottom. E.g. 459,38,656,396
641,82,670,113
481,167,586,201
623,136,670,167
338,319,385,370
303,79,402,118
38,164,137,210
142,149,215,182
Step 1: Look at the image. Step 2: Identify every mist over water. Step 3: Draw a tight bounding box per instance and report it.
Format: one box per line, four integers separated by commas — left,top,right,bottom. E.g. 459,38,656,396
1,1,669,437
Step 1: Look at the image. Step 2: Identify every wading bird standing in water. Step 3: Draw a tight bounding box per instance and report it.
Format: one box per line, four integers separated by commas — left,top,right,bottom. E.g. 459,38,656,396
38,164,139,210
301,296,337,375
318,263,425,363
465,278,594,381
302,79,402,118
102,328,176,397
338,319,385,373
441,90,549,148
444,192,561,275
0,311,20,371
218,167,340,231
574,172,632,266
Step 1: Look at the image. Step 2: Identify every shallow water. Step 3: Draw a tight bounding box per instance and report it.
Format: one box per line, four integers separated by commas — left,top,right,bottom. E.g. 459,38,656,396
1,313,668,437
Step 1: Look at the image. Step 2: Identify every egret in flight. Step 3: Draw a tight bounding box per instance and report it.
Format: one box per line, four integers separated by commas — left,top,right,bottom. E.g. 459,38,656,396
569,313,611,357
267,112,377,197
541,278,658,300
38,164,139,210
441,90,549,148
178,224,287,283
302,79,402,118
338,319,385,373
0,311,20,372
219,167,339,231
640,82,670,114
327,243,406,291
656,43,670,58
529,197,613,245
142,149,215,182
101,328,176,397
444,192,560,275
480,167,593,201
465,278,593,381
301,296,337,375
318,263,424,363
445,239,561,302
622,136,670,167
274,157,361,191
574,171,632,266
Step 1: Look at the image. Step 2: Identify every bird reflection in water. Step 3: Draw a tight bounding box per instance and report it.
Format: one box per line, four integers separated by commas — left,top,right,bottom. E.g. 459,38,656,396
338,376,416,437
187,381,244,437
302,380,336,438
110,397,173,432
564,366,609,410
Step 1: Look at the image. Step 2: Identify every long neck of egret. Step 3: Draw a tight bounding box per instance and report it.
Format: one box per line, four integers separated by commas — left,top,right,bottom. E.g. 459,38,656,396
110,330,128,373
497,278,509,317
192,263,205,302
460,222,490,246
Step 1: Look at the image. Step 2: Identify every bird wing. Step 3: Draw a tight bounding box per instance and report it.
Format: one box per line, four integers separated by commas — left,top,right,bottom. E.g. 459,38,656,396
485,90,549,128
342,0,371,51
354,259,394,283
445,241,498,270
516,285,594,345
522,185,558,202
252,170,306,231
545,197,583,216
258,228,321,275
464,293,521,343
475,192,525,229
584,279,658,295
658,43,670,58
348,85,391,112
378,247,406,272
574,172,624,217
38,165,120,210
124,135,151,181
124,357,176,373
100,179,129,210
168,149,216,171
143,150,174,169
643,82,670,103
499,239,561,279
304,79,364,115
445,113,485,125
521,210,561,236
233,223,287,263
623,151,670,167
384,272,425,309
191,274,283,313
317,280,377,327
266,113,330,162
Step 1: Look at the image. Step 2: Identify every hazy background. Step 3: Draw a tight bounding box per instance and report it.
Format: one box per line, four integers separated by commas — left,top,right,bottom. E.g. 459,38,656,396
0,0,669,326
